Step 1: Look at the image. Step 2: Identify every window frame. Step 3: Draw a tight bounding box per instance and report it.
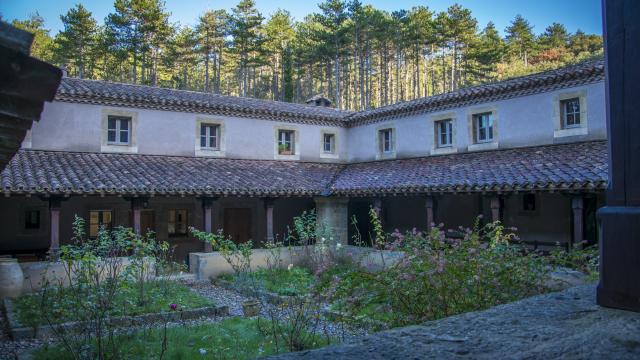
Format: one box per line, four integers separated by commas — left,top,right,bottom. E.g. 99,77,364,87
379,128,394,154
560,97,581,129
200,123,221,150
435,119,454,148
107,115,132,146
323,133,335,154
473,112,494,143
89,209,113,238
24,210,41,230
168,209,189,236
278,129,296,155
101,109,138,153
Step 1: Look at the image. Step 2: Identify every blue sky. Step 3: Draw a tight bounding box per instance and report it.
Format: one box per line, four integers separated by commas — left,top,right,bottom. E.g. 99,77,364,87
2,0,602,36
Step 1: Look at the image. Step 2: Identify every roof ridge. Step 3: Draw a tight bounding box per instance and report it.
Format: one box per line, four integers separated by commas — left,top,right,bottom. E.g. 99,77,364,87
61,77,354,114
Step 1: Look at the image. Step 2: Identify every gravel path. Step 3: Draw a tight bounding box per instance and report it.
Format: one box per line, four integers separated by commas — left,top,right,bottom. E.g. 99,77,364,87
185,279,369,342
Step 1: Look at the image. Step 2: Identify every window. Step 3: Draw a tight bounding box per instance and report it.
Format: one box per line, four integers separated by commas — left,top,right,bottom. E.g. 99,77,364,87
435,119,453,147
561,98,581,129
168,209,188,235
107,116,131,145
200,124,220,150
323,133,335,153
278,130,295,155
522,194,537,212
379,128,394,153
25,210,40,229
473,112,493,143
89,210,112,237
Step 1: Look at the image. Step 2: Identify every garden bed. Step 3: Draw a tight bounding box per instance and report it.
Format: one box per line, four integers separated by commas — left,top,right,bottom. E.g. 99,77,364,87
3,280,229,340
31,317,329,360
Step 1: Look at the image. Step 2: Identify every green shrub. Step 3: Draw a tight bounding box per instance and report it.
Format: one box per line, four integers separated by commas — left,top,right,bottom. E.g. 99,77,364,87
325,219,549,327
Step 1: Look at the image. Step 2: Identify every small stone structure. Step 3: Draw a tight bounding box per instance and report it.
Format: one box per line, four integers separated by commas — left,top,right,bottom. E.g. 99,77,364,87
267,285,640,359
189,245,404,280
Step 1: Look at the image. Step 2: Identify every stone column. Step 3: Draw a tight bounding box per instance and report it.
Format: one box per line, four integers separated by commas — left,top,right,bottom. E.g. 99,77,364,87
48,197,63,259
598,0,640,312
202,197,215,252
425,196,435,229
489,196,502,223
314,197,349,245
264,198,275,244
571,196,584,249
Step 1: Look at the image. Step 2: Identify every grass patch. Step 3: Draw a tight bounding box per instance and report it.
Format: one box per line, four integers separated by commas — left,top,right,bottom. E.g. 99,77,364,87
14,280,213,327
33,317,328,360
219,267,314,296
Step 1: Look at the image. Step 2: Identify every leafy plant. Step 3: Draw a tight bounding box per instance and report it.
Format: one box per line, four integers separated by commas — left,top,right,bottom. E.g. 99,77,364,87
325,219,550,328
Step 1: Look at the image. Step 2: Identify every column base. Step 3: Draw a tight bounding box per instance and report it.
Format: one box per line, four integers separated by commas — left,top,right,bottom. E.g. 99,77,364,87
596,206,640,312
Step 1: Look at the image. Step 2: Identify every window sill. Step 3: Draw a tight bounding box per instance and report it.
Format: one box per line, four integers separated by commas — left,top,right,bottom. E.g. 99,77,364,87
101,144,138,154
376,151,397,160
320,152,339,159
554,127,588,138
195,148,225,157
431,146,458,156
274,153,300,161
468,142,498,152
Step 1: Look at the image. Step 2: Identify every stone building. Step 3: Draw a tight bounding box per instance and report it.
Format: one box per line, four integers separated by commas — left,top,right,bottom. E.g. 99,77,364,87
0,60,607,263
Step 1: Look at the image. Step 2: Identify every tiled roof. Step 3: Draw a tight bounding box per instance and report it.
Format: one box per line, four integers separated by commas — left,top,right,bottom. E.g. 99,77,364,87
1,141,607,196
0,151,343,197
56,78,353,126
54,59,604,127
330,141,608,195
346,59,605,125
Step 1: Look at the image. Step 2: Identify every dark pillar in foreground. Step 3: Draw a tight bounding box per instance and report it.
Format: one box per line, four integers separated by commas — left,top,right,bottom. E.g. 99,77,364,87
597,0,640,311
202,197,216,252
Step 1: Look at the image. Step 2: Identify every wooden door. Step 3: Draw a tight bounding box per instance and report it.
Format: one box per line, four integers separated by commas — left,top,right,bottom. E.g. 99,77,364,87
140,210,155,235
223,208,252,244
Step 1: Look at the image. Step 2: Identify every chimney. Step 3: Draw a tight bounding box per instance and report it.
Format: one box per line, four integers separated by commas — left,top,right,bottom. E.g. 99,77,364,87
305,94,332,107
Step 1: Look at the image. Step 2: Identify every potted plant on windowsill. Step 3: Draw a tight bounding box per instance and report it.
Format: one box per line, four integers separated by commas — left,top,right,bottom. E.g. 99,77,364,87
278,144,293,156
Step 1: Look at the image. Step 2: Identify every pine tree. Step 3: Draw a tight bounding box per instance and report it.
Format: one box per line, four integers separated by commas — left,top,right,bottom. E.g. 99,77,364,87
230,0,264,97
264,10,295,101
505,15,536,66
316,0,349,109
197,10,229,93
55,4,98,78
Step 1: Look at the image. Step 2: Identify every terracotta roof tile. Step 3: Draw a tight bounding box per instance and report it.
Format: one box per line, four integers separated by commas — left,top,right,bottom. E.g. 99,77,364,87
1,151,343,196
1,141,607,196
54,60,604,127
331,141,608,195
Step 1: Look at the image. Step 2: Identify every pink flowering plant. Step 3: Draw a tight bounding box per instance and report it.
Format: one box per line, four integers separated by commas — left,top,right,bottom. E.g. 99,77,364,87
325,217,549,328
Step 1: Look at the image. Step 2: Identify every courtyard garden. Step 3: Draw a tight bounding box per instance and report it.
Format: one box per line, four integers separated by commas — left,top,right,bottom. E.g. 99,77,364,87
1,209,598,359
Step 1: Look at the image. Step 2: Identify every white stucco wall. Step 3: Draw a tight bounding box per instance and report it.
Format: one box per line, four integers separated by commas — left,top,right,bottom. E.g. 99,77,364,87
27,80,605,163
29,102,348,162
346,81,606,162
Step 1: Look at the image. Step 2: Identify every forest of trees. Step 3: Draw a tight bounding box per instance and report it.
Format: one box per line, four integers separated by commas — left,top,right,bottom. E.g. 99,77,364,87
6,0,603,110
